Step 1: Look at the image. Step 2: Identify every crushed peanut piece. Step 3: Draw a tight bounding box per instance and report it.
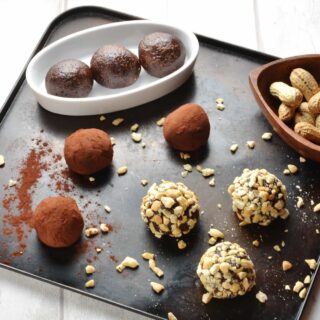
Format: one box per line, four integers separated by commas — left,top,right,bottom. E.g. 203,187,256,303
156,117,165,126
181,171,188,178
208,178,215,187
99,115,106,121
112,118,124,126
304,275,311,284
180,152,191,160
299,157,306,163
88,177,95,182
283,169,290,175
316,229,319,234
281,241,285,247
130,123,139,132
110,137,116,146
142,252,155,260
285,285,291,290
201,168,215,177
299,288,307,299
150,282,165,294
183,164,192,172
208,237,217,245
85,279,95,288
208,228,224,239
116,257,139,272
104,205,111,213
149,259,164,277
293,281,304,293
95,247,102,253
252,240,260,247
141,179,148,186
85,227,99,238
100,223,109,233
177,240,187,250
85,265,96,274
305,259,317,270
131,132,142,143
216,97,224,104
217,203,222,209
256,291,268,303
196,165,202,172
202,292,213,304
8,179,16,187
288,164,298,174
273,245,281,252
268,256,273,260
230,144,238,153
297,196,304,208
262,132,272,140
117,166,128,175
313,203,320,213
282,260,293,271
141,142,146,148
216,103,225,111
247,141,256,149
168,312,178,320
0,155,5,166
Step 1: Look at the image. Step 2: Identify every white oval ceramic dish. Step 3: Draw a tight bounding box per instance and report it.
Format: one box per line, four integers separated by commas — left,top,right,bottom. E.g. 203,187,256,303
26,20,199,116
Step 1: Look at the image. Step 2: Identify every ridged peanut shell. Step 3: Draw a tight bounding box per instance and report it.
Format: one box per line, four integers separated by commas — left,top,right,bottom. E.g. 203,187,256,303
294,122,320,144
270,82,303,107
278,103,295,122
308,92,320,115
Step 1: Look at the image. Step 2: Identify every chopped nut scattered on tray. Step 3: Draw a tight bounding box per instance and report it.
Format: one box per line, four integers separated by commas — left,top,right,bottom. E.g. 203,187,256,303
130,123,139,132
208,228,224,239
100,223,109,233
156,117,165,127
304,275,311,284
177,240,187,250
261,132,272,140
202,292,213,304
116,257,139,272
299,288,307,299
282,260,293,271
288,164,298,174
99,115,106,121
247,141,256,149
104,205,111,213
112,118,124,126
180,152,191,160
149,258,164,278
283,169,290,175
299,156,306,163
183,164,192,172
8,179,16,187
256,291,268,303
273,245,281,252
230,144,238,153
208,178,215,187
293,281,304,293
297,196,304,208
85,227,99,238
95,247,102,253
201,168,215,177
168,312,178,320
285,285,291,290
0,155,5,166
142,252,155,260
117,166,128,175
131,132,142,143
216,97,224,104
110,137,116,146
181,171,188,178
141,179,148,186
305,259,317,270
313,203,320,212
85,279,95,288
85,265,96,274
150,282,165,294
252,240,260,247
88,176,95,182
216,103,225,111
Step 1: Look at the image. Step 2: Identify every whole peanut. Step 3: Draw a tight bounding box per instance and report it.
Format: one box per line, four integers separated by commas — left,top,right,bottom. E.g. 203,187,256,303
299,102,311,113
294,122,320,144
270,82,303,108
308,92,320,114
294,102,315,125
278,103,295,122
290,68,319,101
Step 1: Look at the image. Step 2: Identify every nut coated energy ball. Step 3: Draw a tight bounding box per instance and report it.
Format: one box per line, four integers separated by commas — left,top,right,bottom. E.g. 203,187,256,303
228,168,289,226
140,180,200,238
197,241,256,299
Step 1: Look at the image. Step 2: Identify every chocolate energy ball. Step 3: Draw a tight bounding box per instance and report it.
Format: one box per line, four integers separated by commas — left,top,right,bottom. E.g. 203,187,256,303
228,168,289,226
140,180,200,238
163,103,210,151
33,196,84,248
139,32,185,78
90,45,141,88
64,128,113,175
197,241,256,299
45,59,93,98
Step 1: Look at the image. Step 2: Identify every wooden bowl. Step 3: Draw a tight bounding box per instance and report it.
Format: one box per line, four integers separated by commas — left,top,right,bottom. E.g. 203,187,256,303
249,54,320,162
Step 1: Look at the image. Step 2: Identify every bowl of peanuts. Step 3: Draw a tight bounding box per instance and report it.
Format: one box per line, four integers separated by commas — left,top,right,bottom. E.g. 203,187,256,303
249,54,320,162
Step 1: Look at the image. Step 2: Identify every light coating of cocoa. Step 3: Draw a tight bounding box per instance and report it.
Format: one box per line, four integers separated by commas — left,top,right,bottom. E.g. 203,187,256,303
64,128,113,175
33,196,84,248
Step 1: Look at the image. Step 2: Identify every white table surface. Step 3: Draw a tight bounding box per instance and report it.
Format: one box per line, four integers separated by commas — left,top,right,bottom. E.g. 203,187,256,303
0,0,319,319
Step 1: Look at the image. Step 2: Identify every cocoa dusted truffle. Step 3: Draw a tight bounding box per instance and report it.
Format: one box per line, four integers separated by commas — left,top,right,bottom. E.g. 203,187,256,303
197,241,256,299
45,59,93,98
33,196,84,248
139,32,185,78
64,128,113,175
90,45,141,88
140,180,200,238
163,103,210,151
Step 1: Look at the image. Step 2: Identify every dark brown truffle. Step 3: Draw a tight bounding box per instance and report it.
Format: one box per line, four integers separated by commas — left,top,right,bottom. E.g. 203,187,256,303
45,59,93,98
90,45,141,88
163,103,210,151
138,32,185,78
64,128,113,175
33,196,84,248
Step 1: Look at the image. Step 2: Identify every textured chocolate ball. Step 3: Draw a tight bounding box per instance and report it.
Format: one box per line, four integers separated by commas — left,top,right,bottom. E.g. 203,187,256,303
45,59,93,97
163,103,210,151
64,128,113,175
139,32,185,78
90,45,141,88
33,196,84,248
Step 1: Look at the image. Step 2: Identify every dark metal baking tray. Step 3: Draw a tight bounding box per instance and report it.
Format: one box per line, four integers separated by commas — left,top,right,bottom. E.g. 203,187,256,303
0,6,319,320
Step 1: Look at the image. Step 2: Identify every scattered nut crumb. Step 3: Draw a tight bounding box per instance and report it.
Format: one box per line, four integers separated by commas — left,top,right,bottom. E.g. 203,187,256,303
256,291,268,303
117,166,128,175
268,256,273,260
104,205,111,213
217,203,222,209
283,169,290,175
299,156,306,163
149,259,164,277
293,281,304,293
156,117,165,126
313,203,320,213
288,164,298,174
282,260,293,271
230,144,238,153
252,240,260,247
202,292,213,304
141,179,148,186
116,257,139,272
150,282,165,294
177,240,187,250
304,275,311,284
181,171,188,178
168,312,178,320
85,279,95,288
208,228,224,239
95,247,102,253
281,241,285,247
180,152,191,160
297,196,304,208
247,141,256,149
88,177,95,182
183,164,192,172
311,200,315,205
131,132,142,143
285,285,291,290
85,227,99,238
284,229,289,233
99,115,106,121
208,178,215,187
110,137,116,146
216,97,224,104
216,103,225,111
100,223,109,233
85,265,95,275
142,252,154,260
299,287,307,299
208,237,217,245
316,229,319,234
196,165,202,172
130,123,139,132
262,132,272,140
141,142,146,148
273,245,281,252
112,118,124,126
0,155,5,166
201,168,215,177
8,179,16,187
305,259,317,270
